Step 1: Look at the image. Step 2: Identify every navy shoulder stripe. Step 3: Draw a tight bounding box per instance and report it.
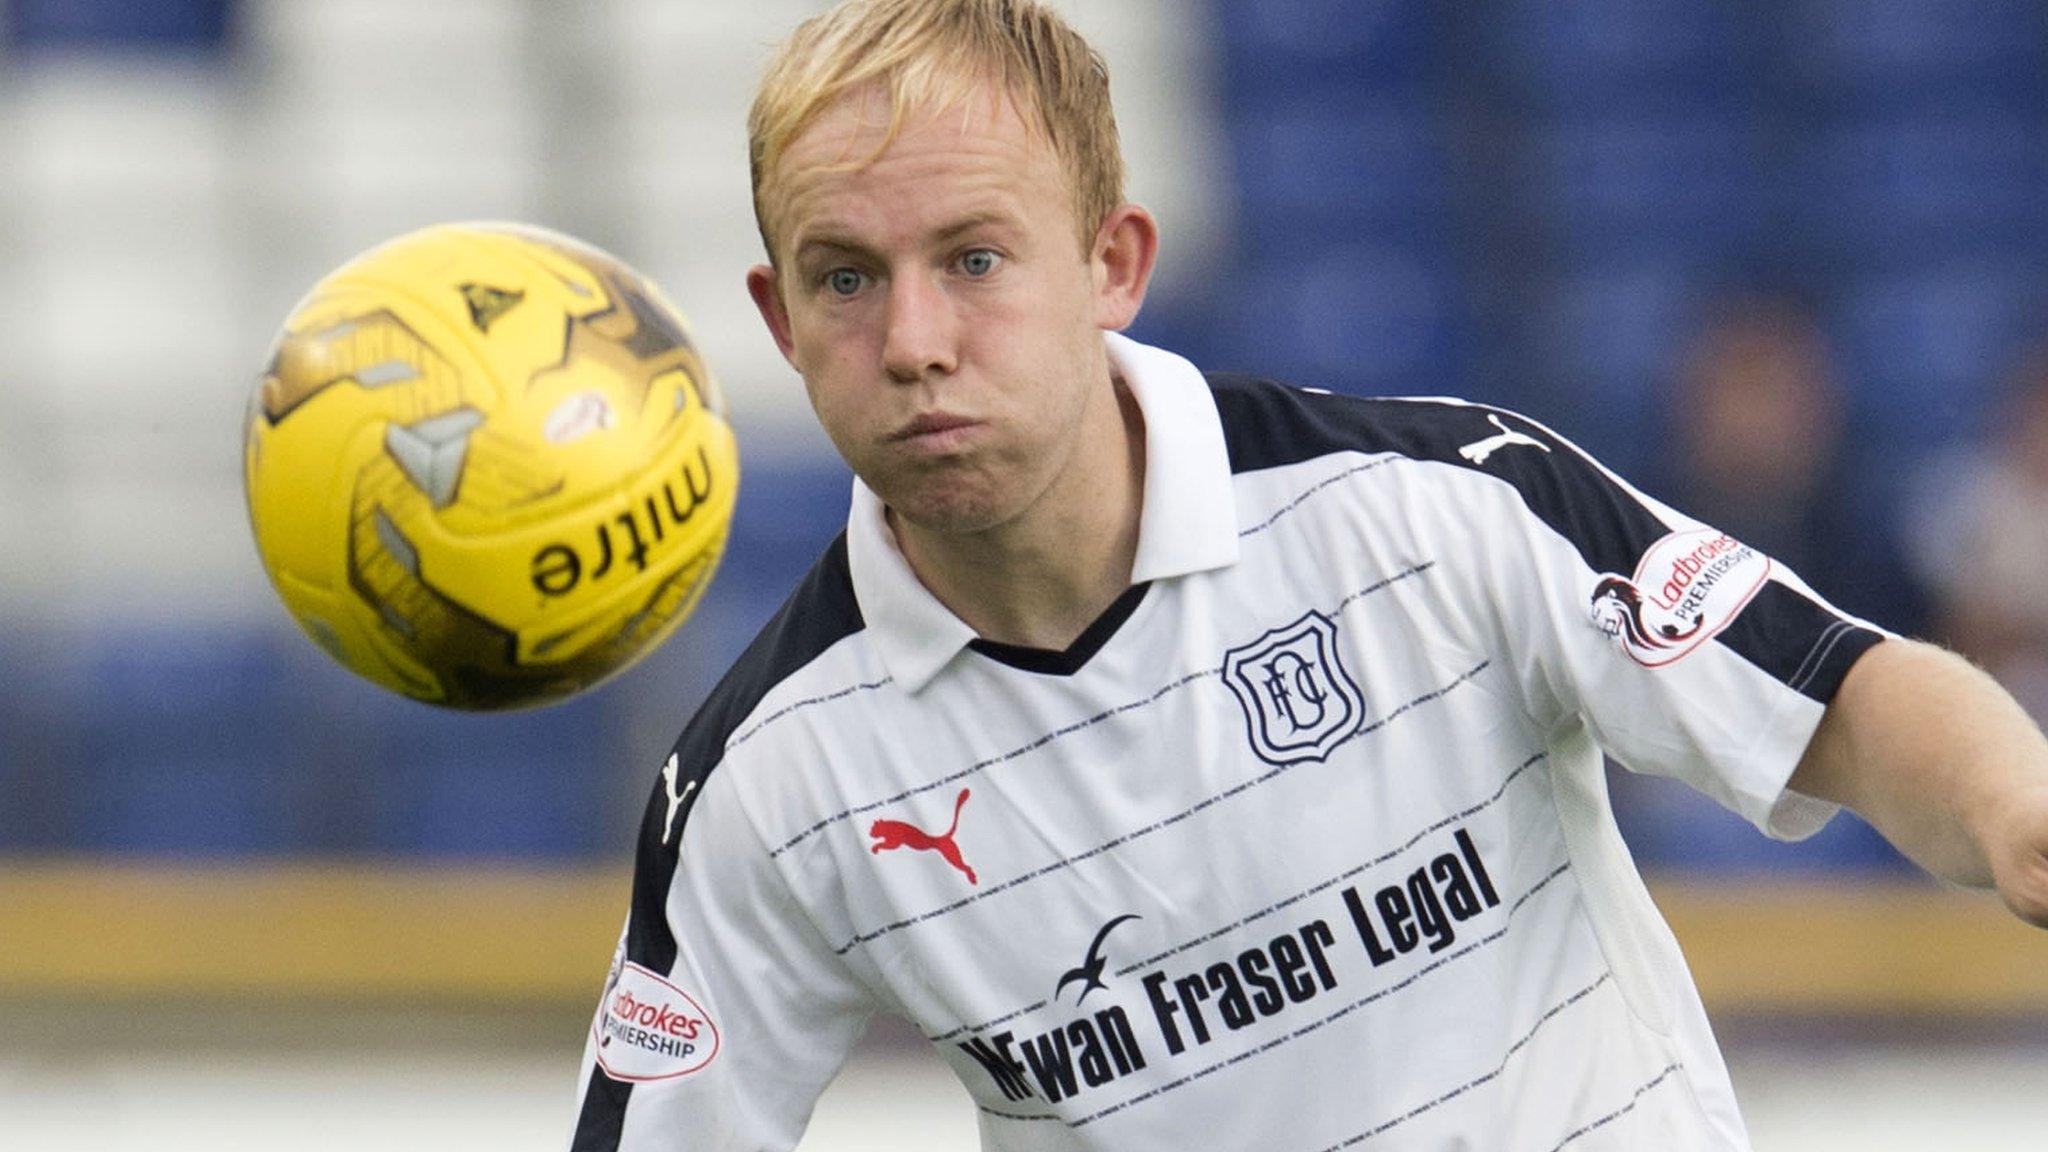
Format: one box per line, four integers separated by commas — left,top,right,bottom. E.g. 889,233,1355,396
628,530,863,970
574,532,864,1151
1204,373,1881,704
1207,374,1660,578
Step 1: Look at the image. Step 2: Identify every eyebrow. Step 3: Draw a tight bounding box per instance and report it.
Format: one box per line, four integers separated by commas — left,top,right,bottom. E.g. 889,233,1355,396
791,235,868,267
930,210,1018,244
791,209,1021,266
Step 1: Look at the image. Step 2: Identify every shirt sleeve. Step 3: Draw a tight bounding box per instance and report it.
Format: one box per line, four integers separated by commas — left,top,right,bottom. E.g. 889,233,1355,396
567,754,876,1151
1410,403,1892,839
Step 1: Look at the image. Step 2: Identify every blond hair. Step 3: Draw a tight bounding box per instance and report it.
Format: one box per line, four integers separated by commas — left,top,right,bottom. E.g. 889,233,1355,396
747,0,1125,261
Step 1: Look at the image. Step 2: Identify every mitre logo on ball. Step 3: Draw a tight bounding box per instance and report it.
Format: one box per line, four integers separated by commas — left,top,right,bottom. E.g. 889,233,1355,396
243,222,740,710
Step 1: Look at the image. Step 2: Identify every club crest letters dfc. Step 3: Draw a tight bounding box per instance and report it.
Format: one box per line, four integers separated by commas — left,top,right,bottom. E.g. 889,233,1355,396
1223,611,1365,766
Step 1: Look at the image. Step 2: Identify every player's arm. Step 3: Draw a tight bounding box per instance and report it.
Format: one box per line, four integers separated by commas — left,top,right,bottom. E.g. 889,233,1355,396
1790,637,2048,927
569,753,875,1151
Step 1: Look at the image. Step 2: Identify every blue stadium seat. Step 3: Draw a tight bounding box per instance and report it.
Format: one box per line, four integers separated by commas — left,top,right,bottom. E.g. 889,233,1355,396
1785,113,2048,272
1229,100,1453,252
5,0,232,53
1482,0,1756,112
351,691,622,859
1828,266,2048,455
1778,0,2047,111
1210,243,1471,399
725,459,854,582
71,628,302,855
53,616,675,860
1125,296,1229,382
1214,0,1442,100
709,457,856,653
0,631,85,852
1515,265,1701,479
1518,112,1765,272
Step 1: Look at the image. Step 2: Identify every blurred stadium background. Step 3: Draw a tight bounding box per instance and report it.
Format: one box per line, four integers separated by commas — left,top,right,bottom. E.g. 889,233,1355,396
3,0,2048,1148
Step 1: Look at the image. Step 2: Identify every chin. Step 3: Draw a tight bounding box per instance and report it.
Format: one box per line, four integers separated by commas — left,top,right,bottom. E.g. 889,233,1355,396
877,476,1019,538
889,495,1010,538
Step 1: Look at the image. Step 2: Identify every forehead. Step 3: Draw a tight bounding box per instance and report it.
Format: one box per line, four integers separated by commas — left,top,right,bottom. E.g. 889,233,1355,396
766,81,1069,255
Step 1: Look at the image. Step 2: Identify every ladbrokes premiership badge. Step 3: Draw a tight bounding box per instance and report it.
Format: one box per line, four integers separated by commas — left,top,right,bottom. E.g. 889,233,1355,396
593,960,721,1082
1590,528,1770,667
1223,611,1366,766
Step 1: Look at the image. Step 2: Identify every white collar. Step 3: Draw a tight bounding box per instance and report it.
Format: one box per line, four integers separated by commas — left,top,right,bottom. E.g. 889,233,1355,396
845,331,1240,693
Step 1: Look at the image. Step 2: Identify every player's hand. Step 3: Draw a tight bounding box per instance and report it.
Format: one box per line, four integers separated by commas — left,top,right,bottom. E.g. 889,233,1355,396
1981,779,2048,928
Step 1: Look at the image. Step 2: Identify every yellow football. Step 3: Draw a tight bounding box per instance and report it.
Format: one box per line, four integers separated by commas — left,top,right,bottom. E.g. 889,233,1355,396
243,222,738,710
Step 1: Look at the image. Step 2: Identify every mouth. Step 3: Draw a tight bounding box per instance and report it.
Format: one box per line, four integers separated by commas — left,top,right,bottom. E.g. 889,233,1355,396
888,412,983,450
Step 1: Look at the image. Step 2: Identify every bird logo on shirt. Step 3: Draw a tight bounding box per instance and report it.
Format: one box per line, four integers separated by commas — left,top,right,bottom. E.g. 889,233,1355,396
1054,913,1142,1004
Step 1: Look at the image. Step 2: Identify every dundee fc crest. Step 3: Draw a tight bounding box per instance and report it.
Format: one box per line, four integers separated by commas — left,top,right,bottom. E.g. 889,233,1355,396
1223,611,1365,766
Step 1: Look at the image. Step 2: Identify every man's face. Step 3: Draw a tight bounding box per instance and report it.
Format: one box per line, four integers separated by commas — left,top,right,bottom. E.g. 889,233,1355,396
748,84,1125,537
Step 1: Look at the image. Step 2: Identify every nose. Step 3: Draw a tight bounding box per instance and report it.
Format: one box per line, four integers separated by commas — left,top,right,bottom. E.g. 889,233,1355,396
880,271,958,384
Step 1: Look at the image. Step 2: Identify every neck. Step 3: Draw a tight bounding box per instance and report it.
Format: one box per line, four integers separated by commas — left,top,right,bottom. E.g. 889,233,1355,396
890,378,1146,651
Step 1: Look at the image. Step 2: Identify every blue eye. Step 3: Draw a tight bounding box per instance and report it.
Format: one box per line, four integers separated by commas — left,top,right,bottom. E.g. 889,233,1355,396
959,249,1000,276
824,268,865,296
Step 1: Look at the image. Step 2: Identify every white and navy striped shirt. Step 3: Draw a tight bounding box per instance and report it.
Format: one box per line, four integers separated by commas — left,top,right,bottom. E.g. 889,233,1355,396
570,332,1885,1151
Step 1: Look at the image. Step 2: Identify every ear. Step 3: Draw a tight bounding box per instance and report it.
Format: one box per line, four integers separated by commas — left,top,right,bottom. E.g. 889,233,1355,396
746,263,800,369
1088,203,1160,332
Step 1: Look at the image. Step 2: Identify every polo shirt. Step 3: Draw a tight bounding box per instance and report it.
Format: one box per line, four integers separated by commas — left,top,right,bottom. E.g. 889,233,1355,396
569,332,1886,1152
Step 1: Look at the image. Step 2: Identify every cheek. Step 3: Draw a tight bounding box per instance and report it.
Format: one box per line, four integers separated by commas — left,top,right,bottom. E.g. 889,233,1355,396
802,374,864,444
961,284,1082,374
785,308,843,376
